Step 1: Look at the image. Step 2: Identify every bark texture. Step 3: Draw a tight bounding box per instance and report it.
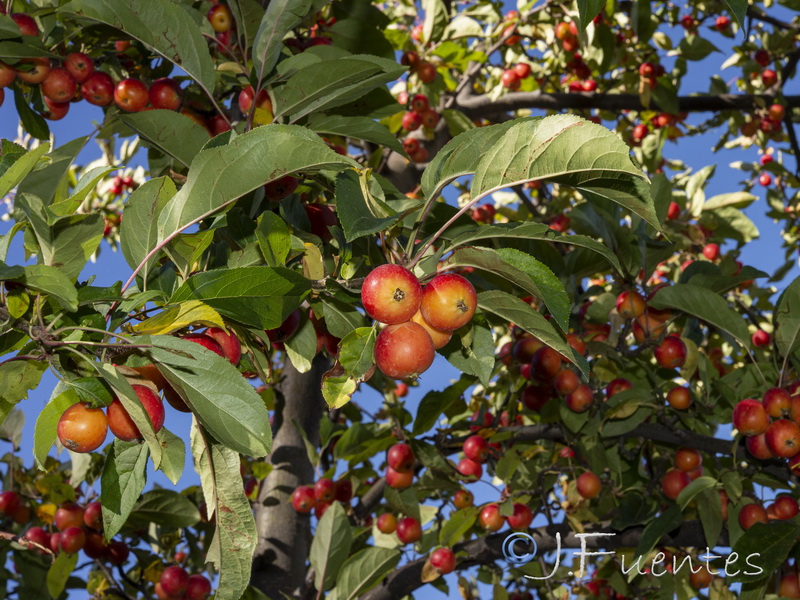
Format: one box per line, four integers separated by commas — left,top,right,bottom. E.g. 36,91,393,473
250,355,327,599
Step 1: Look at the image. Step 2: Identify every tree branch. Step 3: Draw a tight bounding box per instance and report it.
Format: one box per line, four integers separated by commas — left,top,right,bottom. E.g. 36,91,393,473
359,520,720,600
456,91,800,118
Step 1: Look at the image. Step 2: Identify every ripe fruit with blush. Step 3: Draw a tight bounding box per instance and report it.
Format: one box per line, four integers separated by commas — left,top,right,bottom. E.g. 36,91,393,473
479,504,505,531
752,330,771,347
675,448,701,471
566,384,594,413
763,388,791,418
374,322,435,379
204,327,241,365
59,526,86,554
149,78,182,110
185,575,212,600
530,347,562,380
420,272,477,331
457,457,482,479
16,57,50,84
746,433,773,460
386,467,414,489
84,501,103,530
238,85,272,114
55,502,84,531
396,517,422,544
114,78,148,112
207,4,233,32
57,402,108,453
463,435,489,463
667,386,691,410
430,547,456,574
654,335,687,369
291,486,316,513
266,309,301,343
183,333,225,357
454,489,474,509
361,265,422,325
41,68,77,103
107,385,165,442
314,478,335,503
661,469,690,500
64,52,94,83
615,291,646,319
554,369,579,395
387,442,415,473
577,471,601,499
377,513,397,534
738,503,768,530
264,175,298,201
0,491,19,515
23,527,50,554
82,72,114,106
11,13,38,36
765,419,800,457
507,503,533,531
732,399,769,436
606,378,632,398
160,565,189,598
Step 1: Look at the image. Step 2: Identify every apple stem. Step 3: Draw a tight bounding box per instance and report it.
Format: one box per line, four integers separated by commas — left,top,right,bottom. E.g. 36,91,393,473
407,193,484,269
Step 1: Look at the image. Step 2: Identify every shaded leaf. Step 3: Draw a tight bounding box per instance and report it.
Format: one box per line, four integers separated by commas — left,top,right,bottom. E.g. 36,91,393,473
101,439,149,540
310,502,353,591
119,111,210,168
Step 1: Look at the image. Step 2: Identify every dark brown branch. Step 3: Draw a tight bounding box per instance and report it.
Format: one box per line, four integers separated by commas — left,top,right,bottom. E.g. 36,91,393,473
456,91,800,118
746,6,800,31
359,520,719,600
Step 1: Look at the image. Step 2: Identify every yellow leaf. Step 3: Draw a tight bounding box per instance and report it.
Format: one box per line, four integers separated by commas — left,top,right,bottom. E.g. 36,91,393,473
131,300,225,335
303,243,325,280
36,503,56,524
420,557,441,583
253,107,273,126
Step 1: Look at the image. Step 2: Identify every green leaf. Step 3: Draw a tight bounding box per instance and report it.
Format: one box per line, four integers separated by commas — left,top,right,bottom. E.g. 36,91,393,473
272,55,405,122
283,315,318,373
438,323,494,386
252,0,312,79
335,169,406,242
101,439,149,540
120,177,175,281
322,367,358,409
318,298,367,339
0,409,24,450
413,376,473,435
12,88,49,140
0,140,50,199
421,0,448,42
679,35,719,61
17,264,79,310
495,248,570,332
647,284,751,349
46,551,78,599
724,0,747,28
191,424,258,600
439,506,478,546
310,502,353,591
128,489,200,528
0,358,47,404
775,276,800,361
338,327,376,379
155,428,185,485
96,363,163,469
421,120,519,200
119,111,210,168
334,547,401,600
696,488,724,549
447,221,621,274
441,108,477,136
702,192,757,211
307,114,405,155
255,212,291,267
577,0,605,29
17,136,87,203
157,124,356,242
676,475,717,509
150,335,272,457
469,116,657,229
67,377,114,407
59,0,216,92
33,388,78,469
169,266,310,330
477,290,587,376
633,504,683,560
729,521,800,583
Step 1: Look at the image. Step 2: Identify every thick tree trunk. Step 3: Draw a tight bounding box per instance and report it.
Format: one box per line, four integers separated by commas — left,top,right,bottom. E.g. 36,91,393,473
250,355,327,599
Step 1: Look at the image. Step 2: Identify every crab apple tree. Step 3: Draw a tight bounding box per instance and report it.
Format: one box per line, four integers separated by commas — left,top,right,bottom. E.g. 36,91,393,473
0,0,800,599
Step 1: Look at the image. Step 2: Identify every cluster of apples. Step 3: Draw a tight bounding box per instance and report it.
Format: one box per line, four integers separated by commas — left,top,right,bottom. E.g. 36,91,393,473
22,500,129,564
660,448,705,500
397,93,440,162
290,477,353,517
562,53,597,93
155,565,212,600
615,290,688,369
734,385,800,461
400,51,437,84
500,63,532,91
56,327,241,453
360,265,477,379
